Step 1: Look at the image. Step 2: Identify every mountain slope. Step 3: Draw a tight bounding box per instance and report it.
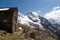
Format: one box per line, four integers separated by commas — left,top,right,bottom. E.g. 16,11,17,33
0,23,57,40
17,23,57,40
18,12,60,39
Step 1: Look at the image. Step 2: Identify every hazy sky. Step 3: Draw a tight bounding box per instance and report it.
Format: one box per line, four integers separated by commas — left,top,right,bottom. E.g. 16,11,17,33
0,0,60,16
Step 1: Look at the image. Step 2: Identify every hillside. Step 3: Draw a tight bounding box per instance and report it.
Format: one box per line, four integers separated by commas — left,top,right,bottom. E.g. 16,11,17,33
0,23,57,40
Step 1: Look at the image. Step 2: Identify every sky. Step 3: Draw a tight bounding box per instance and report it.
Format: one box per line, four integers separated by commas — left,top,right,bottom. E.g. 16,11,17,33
0,0,60,16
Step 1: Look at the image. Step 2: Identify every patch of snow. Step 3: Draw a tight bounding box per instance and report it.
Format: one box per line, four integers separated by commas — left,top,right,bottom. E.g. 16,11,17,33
0,8,9,11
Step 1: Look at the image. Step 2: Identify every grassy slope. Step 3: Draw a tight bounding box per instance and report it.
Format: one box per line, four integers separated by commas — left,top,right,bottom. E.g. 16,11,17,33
0,23,57,40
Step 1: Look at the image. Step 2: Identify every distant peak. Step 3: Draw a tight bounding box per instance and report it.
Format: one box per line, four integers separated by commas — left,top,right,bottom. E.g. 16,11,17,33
32,12,39,16
27,12,39,17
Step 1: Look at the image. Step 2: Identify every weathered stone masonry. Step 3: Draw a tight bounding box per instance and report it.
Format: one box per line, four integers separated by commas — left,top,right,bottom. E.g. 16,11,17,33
0,8,18,33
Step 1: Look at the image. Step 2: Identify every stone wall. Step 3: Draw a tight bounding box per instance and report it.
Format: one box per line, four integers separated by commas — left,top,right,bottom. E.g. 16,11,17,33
0,7,18,33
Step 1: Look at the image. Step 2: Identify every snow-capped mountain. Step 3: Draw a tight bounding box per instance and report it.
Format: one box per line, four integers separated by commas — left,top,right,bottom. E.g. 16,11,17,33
18,12,60,39
18,12,45,30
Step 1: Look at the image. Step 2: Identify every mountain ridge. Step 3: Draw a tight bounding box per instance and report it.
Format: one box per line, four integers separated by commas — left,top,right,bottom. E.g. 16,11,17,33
18,12,60,40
